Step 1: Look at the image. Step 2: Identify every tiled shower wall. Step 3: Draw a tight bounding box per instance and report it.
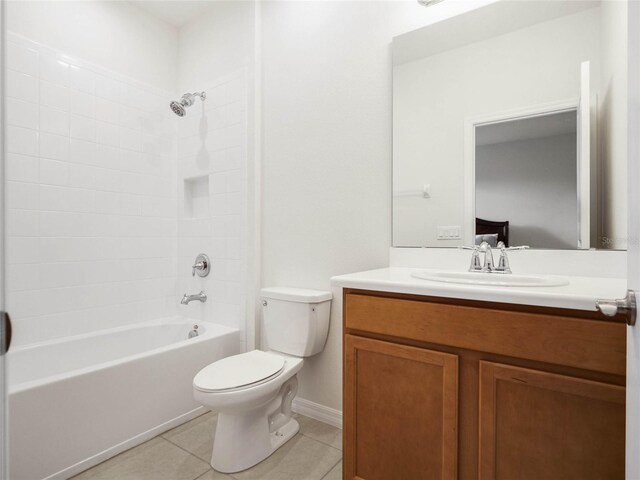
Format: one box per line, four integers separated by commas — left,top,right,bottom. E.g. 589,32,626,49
5,34,179,346
176,71,248,349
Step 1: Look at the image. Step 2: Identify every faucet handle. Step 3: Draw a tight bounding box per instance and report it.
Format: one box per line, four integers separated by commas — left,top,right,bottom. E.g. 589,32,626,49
505,245,530,251
460,245,483,272
191,253,210,277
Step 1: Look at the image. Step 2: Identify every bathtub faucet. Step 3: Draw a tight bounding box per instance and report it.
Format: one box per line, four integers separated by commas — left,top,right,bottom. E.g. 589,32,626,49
181,291,207,305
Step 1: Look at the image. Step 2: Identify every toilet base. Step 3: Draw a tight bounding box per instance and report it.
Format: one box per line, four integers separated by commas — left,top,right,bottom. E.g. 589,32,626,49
209,375,301,474
211,416,299,473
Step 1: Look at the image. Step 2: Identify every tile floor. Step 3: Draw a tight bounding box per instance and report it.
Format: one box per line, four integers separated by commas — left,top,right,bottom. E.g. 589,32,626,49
71,412,342,480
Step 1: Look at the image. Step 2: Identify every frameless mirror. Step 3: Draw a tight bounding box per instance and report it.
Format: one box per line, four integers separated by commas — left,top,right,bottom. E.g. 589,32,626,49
392,0,627,250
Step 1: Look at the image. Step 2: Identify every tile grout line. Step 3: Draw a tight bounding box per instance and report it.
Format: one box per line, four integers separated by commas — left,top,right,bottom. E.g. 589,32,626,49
158,436,214,477
318,457,342,480
298,431,342,452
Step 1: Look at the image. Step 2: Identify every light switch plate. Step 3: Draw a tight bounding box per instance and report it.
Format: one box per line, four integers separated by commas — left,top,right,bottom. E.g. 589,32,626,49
437,226,461,240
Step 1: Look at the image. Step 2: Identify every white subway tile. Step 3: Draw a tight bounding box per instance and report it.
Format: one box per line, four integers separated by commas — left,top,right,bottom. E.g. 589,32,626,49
7,42,38,76
70,89,95,118
226,170,243,192
95,144,119,169
40,159,69,186
207,83,228,108
69,139,96,165
39,54,69,87
70,114,95,141
7,98,39,130
227,101,246,126
40,211,82,237
94,74,121,102
6,264,34,292
7,125,39,156
96,121,119,146
7,209,39,237
226,123,244,148
6,69,39,103
120,194,143,216
94,168,122,192
69,65,95,94
6,154,39,183
39,262,81,289
39,185,93,213
94,191,121,214
40,81,70,111
210,172,227,194
95,97,119,124
39,132,69,161
7,181,39,210
7,236,39,264
227,145,246,170
39,106,69,136
119,127,141,152
68,164,96,189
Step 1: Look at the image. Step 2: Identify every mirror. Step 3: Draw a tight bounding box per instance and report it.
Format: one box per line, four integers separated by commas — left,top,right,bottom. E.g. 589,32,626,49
392,0,627,250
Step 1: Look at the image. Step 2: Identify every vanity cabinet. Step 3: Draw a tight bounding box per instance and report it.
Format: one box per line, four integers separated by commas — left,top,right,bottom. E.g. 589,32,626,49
342,289,626,480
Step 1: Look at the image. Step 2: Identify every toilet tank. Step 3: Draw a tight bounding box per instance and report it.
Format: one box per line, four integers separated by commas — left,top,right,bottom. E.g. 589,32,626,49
261,287,332,357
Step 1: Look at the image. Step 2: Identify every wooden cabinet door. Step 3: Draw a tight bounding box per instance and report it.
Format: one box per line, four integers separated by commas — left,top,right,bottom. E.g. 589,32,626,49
479,361,625,480
344,335,458,480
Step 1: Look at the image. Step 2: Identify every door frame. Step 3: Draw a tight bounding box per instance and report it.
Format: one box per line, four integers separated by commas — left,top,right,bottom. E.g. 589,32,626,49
463,98,584,247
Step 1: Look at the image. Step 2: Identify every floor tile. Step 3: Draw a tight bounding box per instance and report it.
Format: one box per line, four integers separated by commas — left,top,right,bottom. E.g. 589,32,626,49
232,434,341,480
321,461,342,480
163,411,217,462
71,437,210,480
194,469,236,480
296,414,342,450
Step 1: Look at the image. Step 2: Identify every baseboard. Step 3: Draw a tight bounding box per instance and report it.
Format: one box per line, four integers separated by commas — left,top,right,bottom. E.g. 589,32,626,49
292,397,342,429
44,406,208,480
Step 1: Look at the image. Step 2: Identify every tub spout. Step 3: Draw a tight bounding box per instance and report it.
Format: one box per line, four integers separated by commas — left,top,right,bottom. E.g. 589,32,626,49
181,291,207,305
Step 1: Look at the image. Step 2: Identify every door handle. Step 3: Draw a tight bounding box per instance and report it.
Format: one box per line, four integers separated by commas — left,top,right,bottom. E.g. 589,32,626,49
0,312,12,355
596,290,637,325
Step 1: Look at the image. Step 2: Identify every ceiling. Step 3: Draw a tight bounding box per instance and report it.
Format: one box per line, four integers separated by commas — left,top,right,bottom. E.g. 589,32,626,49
476,110,577,147
130,1,214,27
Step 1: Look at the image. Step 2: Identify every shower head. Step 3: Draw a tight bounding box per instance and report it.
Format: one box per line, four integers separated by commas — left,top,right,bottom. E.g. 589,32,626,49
170,91,206,117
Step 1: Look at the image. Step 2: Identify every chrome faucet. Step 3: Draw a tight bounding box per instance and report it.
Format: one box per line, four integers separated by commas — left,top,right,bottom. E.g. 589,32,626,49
462,245,483,272
462,241,494,272
462,241,529,273
181,291,207,305
479,241,495,272
494,242,529,274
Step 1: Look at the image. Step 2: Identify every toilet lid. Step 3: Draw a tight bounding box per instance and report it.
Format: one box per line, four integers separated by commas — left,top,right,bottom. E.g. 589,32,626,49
193,350,285,392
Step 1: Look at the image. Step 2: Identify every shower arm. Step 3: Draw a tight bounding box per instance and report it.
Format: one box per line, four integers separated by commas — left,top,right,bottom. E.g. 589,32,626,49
188,91,207,101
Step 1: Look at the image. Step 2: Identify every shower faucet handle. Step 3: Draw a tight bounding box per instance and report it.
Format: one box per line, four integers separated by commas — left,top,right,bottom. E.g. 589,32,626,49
191,253,211,277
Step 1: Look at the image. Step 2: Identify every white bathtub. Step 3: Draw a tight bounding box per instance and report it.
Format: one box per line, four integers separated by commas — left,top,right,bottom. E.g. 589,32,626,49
8,317,240,480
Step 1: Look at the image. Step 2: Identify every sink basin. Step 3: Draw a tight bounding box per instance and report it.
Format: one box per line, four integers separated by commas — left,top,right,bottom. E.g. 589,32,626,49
411,270,569,287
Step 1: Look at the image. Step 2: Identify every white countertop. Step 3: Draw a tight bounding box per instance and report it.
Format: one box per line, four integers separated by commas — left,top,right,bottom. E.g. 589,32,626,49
331,267,627,312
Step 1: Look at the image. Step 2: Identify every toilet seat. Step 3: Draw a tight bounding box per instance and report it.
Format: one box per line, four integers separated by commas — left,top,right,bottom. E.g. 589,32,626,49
194,350,285,393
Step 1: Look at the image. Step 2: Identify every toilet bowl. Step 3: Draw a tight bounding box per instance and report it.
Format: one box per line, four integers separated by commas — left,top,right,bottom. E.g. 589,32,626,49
193,287,332,473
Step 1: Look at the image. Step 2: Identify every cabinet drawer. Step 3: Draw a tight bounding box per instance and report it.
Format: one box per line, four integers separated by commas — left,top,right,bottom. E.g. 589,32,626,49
344,291,625,375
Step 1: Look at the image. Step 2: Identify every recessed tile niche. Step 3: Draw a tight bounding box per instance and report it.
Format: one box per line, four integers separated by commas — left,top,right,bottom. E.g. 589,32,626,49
184,175,210,218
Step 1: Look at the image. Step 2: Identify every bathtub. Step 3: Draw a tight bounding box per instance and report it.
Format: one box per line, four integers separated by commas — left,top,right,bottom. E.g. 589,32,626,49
8,317,240,480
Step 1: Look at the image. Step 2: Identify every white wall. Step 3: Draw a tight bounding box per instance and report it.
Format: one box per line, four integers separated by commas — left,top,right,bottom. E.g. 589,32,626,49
393,8,601,247
599,0,628,250
259,0,476,413
5,1,178,92
4,33,178,346
476,134,578,249
176,2,255,351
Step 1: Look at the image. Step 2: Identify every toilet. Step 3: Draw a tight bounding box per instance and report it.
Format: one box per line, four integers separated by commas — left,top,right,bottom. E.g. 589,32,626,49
193,287,332,473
